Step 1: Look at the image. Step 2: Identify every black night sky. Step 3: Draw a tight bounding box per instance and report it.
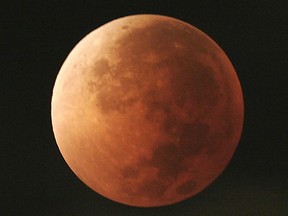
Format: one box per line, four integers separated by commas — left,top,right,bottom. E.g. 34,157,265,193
1,1,287,215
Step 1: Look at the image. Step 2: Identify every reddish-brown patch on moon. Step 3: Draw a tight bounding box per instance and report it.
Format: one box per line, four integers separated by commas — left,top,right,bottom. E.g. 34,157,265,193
51,14,244,207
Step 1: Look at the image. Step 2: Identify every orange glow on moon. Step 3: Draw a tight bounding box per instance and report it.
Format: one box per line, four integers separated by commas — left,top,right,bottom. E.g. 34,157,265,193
51,14,244,207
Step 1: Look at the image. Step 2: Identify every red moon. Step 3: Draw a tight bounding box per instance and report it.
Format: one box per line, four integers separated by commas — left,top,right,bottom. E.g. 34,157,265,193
51,14,244,207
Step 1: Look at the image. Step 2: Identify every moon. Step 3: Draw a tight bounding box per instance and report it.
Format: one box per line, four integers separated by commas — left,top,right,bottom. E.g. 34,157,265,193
51,14,244,207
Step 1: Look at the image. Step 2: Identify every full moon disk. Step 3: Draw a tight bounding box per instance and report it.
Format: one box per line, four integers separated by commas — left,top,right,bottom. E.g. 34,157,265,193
51,14,244,207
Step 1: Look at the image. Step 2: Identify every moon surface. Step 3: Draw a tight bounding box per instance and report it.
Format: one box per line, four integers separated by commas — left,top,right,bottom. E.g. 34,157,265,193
51,14,244,207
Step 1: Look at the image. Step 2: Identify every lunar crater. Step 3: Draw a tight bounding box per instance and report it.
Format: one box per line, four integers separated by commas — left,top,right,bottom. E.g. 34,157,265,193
121,166,139,179
176,180,196,195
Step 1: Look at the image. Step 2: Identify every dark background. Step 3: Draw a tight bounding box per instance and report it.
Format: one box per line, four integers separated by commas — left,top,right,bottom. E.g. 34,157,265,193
1,1,287,215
